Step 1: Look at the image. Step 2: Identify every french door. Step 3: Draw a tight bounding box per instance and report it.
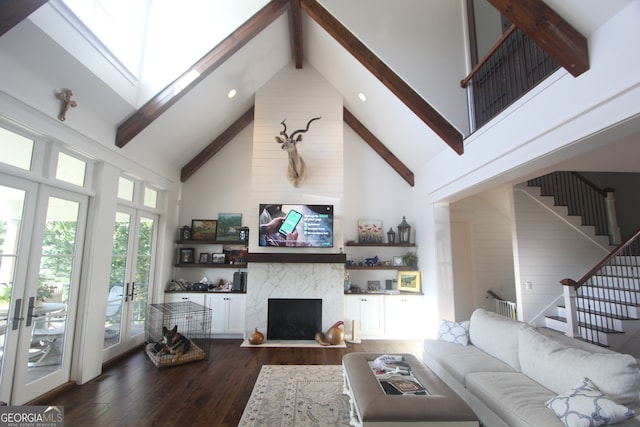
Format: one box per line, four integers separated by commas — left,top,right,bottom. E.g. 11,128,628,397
0,173,87,405
103,207,157,361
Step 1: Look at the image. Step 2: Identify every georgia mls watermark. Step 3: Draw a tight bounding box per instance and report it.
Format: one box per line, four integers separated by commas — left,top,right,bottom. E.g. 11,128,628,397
0,406,64,427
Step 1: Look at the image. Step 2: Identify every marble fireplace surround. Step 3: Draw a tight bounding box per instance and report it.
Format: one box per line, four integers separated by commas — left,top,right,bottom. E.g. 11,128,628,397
244,254,346,339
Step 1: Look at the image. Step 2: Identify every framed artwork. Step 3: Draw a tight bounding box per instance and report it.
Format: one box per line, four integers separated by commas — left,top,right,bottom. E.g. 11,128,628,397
216,213,242,241
211,253,226,264
179,248,195,264
199,253,210,264
397,271,421,293
393,256,404,267
191,219,217,240
357,219,383,243
367,280,381,292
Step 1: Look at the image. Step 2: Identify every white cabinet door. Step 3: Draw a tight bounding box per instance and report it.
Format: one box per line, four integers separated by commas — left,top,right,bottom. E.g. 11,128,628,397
207,294,245,337
384,295,426,339
344,295,385,339
225,295,245,335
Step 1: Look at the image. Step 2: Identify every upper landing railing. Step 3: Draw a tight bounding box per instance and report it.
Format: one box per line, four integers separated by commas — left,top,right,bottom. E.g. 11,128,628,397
461,24,560,131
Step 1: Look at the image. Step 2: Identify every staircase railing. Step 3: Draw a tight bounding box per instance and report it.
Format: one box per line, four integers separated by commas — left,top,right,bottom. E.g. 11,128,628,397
560,229,640,345
528,171,621,245
486,290,517,320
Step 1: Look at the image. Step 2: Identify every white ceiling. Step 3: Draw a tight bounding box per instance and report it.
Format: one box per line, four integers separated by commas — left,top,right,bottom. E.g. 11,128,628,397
1,0,637,185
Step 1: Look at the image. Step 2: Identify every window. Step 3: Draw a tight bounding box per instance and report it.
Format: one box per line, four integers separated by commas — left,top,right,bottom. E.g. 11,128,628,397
55,152,87,186
143,187,157,209
0,128,34,171
117,177,134,201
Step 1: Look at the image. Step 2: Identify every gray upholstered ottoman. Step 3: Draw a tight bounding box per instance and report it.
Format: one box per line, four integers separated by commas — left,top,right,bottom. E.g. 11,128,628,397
342,352,478,426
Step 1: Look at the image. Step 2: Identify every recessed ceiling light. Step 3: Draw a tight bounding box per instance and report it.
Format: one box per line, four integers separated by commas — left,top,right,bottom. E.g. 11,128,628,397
358,92,367,102
227,89,237,98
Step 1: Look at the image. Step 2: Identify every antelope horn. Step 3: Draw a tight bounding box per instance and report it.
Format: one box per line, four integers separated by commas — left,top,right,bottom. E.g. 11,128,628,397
290,117,321,140
279,119,288,138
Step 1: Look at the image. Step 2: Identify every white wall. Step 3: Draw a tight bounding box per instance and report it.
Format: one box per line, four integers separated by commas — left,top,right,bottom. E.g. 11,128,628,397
450,190,516,320
319,0,469,135
511,187,610,321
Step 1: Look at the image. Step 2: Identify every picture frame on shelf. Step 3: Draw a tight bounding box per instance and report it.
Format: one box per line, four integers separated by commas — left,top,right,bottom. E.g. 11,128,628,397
191,219,217,240
179,248,195,264
357,219,383,243
199,253,210,264
393,256,404,267
397,271,421,293
367,280,381,292
216,213,242,241
211,253,226,264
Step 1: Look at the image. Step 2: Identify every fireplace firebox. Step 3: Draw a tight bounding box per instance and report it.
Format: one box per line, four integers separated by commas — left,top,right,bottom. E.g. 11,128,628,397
267,298,322,340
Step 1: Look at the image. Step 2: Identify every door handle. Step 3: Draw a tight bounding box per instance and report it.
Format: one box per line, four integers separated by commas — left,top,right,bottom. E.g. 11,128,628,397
11,298,24,330
26,297,35,327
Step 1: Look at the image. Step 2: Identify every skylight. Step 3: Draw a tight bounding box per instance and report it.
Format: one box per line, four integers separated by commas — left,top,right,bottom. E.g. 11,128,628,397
62,0,149,76
57,0,270,100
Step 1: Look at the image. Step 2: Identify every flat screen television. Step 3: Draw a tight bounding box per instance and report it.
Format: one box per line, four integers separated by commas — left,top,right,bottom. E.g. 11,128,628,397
258,204,333,248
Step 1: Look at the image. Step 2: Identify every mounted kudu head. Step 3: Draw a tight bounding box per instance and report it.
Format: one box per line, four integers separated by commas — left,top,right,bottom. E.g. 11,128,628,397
275,117,321,187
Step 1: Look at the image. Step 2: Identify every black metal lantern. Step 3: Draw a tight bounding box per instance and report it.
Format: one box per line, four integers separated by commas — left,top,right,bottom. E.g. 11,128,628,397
397,217,411,244
180,226,192,240
387,227,396,244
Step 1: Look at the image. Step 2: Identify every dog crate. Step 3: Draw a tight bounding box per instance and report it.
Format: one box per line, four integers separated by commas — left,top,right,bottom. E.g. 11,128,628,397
144,301,211,367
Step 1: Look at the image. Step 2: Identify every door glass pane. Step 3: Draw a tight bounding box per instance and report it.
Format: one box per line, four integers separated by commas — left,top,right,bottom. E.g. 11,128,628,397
0,186,26,379
27,197,79,383
130,217,154,338
104,212,130,349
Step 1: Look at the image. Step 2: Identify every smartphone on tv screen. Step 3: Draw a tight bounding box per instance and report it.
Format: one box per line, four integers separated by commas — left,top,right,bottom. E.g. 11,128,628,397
278,209,303,237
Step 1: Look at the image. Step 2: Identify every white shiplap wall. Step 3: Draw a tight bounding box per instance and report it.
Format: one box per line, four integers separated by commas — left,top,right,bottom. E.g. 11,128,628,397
512,187,610,321
249,63,343,252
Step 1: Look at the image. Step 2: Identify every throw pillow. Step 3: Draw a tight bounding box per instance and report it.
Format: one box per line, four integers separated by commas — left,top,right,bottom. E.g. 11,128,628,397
437,319,470,346
545,377,635,427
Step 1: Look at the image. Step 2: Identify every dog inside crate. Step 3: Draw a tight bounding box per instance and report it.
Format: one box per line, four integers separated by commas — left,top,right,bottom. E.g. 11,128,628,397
144,302,211,367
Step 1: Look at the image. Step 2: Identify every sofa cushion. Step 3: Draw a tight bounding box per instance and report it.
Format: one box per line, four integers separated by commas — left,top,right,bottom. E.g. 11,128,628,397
465,371,563,427
423,338,515,385
437,319,470,346
469,308,523,371
519,326,640,411
545,377,635,427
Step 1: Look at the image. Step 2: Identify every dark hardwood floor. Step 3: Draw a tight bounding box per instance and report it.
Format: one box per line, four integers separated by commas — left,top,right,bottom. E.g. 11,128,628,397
31,339,423,426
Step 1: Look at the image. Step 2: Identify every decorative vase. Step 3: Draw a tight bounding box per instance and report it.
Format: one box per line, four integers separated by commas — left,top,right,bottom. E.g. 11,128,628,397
324,321,345,345
248,328,264,345
315,321,345,346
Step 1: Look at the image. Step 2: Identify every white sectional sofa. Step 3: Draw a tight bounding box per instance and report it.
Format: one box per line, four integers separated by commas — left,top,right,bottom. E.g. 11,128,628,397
423,308,640,427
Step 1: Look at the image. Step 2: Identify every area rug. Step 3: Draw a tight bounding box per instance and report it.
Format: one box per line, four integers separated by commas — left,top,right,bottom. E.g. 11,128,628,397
240,339,347,348
238,365,352,426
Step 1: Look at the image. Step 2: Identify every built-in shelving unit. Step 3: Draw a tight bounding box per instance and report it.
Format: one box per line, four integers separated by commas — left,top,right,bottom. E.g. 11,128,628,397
344,242,414,247
177,239,247,245
174,263,247,268
245,253,346,264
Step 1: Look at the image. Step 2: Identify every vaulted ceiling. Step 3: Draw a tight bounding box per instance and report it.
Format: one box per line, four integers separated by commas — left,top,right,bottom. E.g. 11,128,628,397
1,0,630,187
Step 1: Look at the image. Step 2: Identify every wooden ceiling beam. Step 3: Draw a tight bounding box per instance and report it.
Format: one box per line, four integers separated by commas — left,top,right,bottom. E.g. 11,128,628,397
181,106,255,182
300,0,463,155
0,0,48,38
290,0,303,68
116,0,289,148
487,0,589,77
343,108,414,187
